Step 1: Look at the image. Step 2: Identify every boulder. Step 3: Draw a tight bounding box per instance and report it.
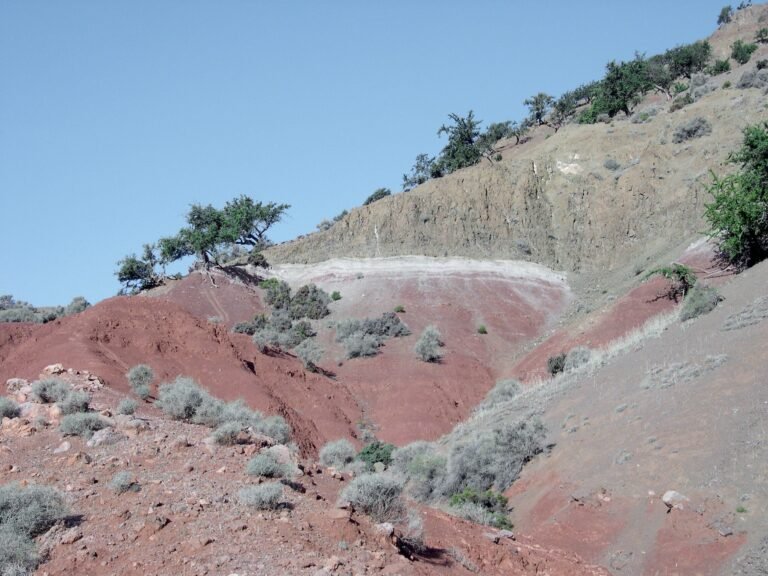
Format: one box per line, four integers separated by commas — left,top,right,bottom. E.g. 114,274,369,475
662,490,689,511
43,363,65,375
86,428,127,448
6,378,28,393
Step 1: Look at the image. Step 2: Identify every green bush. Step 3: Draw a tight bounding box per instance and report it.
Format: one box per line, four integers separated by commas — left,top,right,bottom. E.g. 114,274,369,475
705,122,768,268
331,291,341,301
319,439,357,469
340,473,405,522
155,376,207,421
289,284,330,320
414,325,443,363
260,278,292,309
394,443,446,503
363,188,392,206
449,488,512,529
56,391,90,415
357,440,396,470
709,59,731,75
126,364,153,399
31,379,69,404
238,483,283,510
394,305,406,313
0,398,20,420
680,284,722,321
116,398,137,416
723,80,732,88
59,413,107,438
476,324,488,335
718,5,733,25
604,158,621,171
757,59,768,70
732,40,758,65
646,264,697,300
246,453,288,478
756,28,768,44
547,353,566,376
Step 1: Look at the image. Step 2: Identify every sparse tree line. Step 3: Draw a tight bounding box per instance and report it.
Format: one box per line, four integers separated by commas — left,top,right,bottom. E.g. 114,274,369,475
316,7,766,232
0,294,90,323
116,195,289,294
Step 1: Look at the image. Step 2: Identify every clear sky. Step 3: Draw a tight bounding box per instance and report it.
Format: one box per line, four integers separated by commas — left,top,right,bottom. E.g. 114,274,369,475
0,0,734,305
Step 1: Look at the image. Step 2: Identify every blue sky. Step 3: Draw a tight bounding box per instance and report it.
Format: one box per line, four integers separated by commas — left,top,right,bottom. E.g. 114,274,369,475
1,1,733,305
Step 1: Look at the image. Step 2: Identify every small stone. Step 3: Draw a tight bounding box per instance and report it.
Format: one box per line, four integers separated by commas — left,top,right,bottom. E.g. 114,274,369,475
483,532,500,544
373,462,386,473
662,490,689,511
86,429,126,448
53,441,71,454
374,523,394,536
43,363,65,375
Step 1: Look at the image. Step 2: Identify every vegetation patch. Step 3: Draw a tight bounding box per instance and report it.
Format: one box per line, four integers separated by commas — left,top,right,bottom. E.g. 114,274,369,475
414,325,443,363
238,483,283,510
340,473,405,523
126,364,154,400
319,439,357,469
449,488,513,529
59,413,107,439
680,284,722,321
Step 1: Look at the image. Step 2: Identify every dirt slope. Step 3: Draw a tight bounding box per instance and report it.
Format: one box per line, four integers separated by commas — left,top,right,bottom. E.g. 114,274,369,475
265,5,768,283
503,258,768,575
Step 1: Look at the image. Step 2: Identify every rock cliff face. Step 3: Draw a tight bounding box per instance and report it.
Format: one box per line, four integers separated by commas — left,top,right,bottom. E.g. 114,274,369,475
267,6,768,273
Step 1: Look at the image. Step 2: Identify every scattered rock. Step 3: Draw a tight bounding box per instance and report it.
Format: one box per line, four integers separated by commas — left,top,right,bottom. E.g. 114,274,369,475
6,378,28,393
662,490,689,511
53,441,71,454
375,523,394,537
43,363,66,375
86,428,127,448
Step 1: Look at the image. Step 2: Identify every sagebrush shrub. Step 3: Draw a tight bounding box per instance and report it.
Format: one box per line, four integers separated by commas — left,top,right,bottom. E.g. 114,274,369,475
59,413,107,438
295,338,323,372
343,333,381,359
261,279,292,310
0,525,38,575
476,379,521,412
340,473,405,522
126,365,153,399
414,326,442,362
357,440,396,470
680,284,722,321
238,483,283,510
564,347,592,372
0,483,67,537
0,398,20,420
56,391,90,415
319,439,357,469
110,471,138,494
547,353,566,376
246,453,288,478
673,117,712,143
155,377,206,421
449,488,512,529
31,379,69,404
211,421,243,445
116,398,137,415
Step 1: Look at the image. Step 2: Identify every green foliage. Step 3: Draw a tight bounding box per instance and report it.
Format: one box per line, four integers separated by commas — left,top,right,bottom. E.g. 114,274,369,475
572,81,602,104
59,413,107,438
319,439,357,469
238,483,283,510
723,80,732,88
732,39,758,65
126,364,153,399
680,284,722,321
414,325,443,362
289,284,330,320
646,264,698,300
718,5,733,24
705,121,768,267
709,59,731,75
330,290,341,301
218,195,289,249
756,28,768,44
435,111,484,175
597,56,649,117
31,379,69,404
335,313,410,359
394,305,405,313
547,353,567,376
449,488,512,529
340,473,405,522
402,153,441,191
116,253,160,294
260,278,292,309
673,81,689,94
475,121,514,152
667,41,712,79
64,296,90,316
757,59,768,70
357,440,395,470
524,92,554,125
363,188,391,206
476,324,487,335
551,91,578,128
333,209,348,222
